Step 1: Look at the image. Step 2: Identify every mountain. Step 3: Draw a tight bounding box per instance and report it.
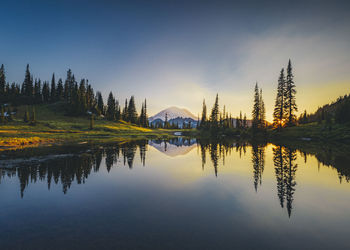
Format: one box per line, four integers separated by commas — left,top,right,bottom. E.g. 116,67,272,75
149,106,197,122
149,139,197,157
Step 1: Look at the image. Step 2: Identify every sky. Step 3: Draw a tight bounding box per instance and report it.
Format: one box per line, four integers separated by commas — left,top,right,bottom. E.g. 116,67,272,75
1,0,350,120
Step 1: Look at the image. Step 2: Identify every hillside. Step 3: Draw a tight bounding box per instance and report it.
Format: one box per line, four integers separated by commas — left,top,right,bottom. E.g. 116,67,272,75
0,103,181,150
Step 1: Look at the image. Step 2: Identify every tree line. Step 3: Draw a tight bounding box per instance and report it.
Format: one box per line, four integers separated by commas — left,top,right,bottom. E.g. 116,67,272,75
197,59,299,134
197,94,249,132
297,94,350,127
0,64,149,127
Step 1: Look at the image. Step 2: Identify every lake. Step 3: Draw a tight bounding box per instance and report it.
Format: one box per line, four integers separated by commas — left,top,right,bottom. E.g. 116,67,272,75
0,138,349,249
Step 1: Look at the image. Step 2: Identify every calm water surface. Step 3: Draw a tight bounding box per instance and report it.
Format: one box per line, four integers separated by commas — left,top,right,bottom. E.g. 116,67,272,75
0,139,349,249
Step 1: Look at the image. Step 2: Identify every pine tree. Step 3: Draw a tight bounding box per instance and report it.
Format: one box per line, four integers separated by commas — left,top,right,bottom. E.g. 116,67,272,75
259,89,266,128
96,91,104,115
200,99,207,128
106,92,115,121
34,79,42,104
210,94,219,128
236,116,240,129
243,113,247,128
42,82,50,103
139,103,144,125
122,99,128,121
252,83,260,130
127,96,138,124
50,73,56,102
86,82,95,111
284,60,297,126
56,78,64,101
273,68,286,129
64,69,73,102
23,64,33,102
78,79,87,113
239,111,243,129
143,99,148,127
0,64,6,101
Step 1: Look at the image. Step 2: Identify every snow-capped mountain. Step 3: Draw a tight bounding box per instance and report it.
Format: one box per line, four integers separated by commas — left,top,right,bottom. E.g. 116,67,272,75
149,138,197,157
149,106,197,122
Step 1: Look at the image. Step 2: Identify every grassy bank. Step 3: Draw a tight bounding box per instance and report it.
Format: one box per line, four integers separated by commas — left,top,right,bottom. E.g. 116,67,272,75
268,122,350,143
0,103,184,150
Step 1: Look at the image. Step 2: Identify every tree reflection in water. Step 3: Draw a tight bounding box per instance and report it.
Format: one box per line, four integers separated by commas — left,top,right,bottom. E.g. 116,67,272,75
0,138,349,220
273,146,298,217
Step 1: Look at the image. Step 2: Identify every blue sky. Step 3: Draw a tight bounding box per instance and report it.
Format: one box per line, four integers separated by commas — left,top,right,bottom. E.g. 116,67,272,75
1,0,350,119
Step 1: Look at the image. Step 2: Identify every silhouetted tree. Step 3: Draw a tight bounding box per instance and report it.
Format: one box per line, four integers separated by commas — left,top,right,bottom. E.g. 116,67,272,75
50,73,56,102
284,60,297,126
210,94,219,128
0,64,5,102
23,64,33,103
273,68,286,129
252,83,260,130
96,91,104,115
56,78,64,101
106,92,115,121
127,96,138,124
200,99,207,129
42,81,50,103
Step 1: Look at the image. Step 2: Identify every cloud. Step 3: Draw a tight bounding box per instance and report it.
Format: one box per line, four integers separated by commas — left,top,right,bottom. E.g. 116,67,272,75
103,16,350,120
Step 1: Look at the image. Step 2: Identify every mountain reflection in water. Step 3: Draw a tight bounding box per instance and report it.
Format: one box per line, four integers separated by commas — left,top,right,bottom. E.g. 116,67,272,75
0,138,349,219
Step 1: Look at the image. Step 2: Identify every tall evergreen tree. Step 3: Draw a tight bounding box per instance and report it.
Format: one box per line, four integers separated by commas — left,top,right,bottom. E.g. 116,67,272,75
259,89,266,128
96,91,104,115
42,81,50,103
252,83,260,130
139,103,144,125
127,96,138,124
143,99,148,127
23,64,33,101
64,69,73,102
200,99,207,128
284,60,297,126
0,64,6,101
78,79,87,113
273,68,286,129
239,111,243,129
243,113,247,128
122,99,128,121
210,94,219,127
56,78,64,101
34,79,42,104
50,73,56,102
106,92,115,120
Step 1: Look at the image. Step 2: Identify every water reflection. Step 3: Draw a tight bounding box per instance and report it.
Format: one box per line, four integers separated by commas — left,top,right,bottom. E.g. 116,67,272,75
0,138,349,219
273,146,298,217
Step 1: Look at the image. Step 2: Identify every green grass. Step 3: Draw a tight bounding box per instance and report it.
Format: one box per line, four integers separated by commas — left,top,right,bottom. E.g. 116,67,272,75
268,122,350,143
0,103,186,149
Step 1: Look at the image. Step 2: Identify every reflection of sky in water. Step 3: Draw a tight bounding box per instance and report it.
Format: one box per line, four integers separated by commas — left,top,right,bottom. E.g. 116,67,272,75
0,142,349,249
